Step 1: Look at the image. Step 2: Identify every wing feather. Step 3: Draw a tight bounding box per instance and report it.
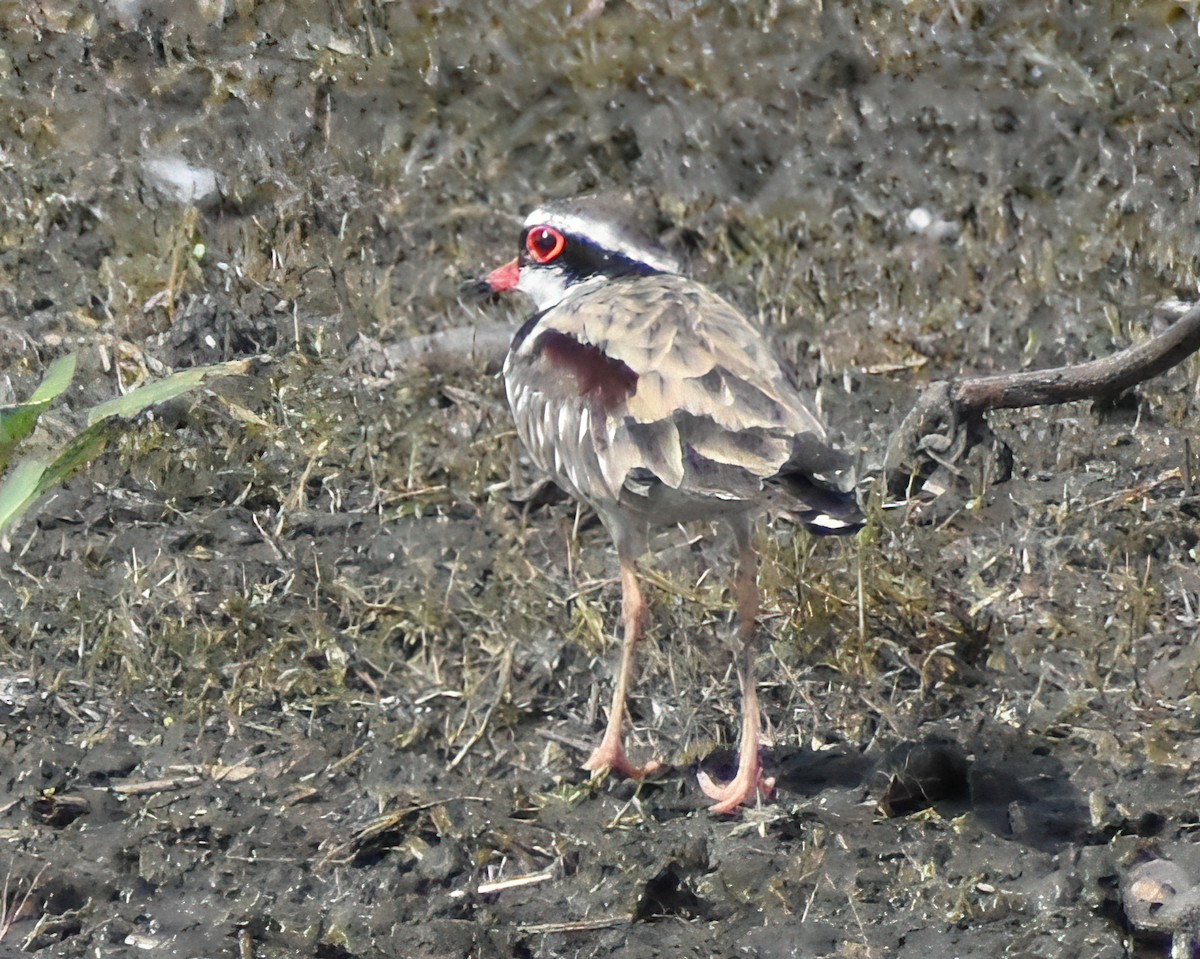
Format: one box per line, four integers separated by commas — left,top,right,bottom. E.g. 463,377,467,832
510,272,856,530
541,275,824,498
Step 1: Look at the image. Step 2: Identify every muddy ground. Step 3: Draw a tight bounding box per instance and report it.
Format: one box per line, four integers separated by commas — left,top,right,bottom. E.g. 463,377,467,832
1,1,1199,957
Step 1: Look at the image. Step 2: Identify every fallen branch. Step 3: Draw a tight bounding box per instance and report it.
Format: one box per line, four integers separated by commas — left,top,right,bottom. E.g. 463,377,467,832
352,323,512,379
884,301,1200,497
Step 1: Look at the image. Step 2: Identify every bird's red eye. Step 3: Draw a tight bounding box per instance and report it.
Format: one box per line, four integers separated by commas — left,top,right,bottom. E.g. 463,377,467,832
525,226,566,264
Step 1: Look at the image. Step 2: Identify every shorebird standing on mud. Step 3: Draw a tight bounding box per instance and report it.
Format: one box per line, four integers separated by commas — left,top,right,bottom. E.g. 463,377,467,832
482,196,863,813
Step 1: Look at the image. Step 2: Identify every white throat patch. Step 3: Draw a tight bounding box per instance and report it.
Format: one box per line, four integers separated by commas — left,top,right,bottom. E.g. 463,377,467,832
515,262,571,312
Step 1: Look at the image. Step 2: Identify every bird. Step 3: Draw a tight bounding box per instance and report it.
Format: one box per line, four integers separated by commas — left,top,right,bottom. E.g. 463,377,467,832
481,195,864,813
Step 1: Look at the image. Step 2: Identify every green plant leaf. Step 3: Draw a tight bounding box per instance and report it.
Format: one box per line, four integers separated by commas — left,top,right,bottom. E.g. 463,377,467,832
29,353,78,404
0,421,115,540
1,356,260,540
0,353,78,472
0,456,51,536
33,420,115,497
87,357,254,425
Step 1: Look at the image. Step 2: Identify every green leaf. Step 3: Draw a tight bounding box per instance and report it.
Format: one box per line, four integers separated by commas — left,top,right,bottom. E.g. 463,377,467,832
0,456,50,536
87,357,254,426
1,356,260,540
34,420,115,497
28,354,78,404
0,354,77,472
0,421,115,539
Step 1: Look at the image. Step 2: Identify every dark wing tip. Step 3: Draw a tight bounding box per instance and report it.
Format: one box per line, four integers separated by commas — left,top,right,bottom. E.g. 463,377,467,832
796,499,865,536
771,432,864,536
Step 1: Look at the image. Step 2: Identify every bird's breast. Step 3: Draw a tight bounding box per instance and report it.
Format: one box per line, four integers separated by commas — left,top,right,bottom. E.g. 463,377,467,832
504,365,612,506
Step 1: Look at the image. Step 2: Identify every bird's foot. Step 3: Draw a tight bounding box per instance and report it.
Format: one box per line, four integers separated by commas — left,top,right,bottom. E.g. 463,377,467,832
583,739,662,781
697,758,776,814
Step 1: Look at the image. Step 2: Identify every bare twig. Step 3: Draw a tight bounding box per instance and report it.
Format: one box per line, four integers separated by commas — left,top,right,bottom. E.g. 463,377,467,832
107,763,255,796
518,915,631,935
477,864,558,895
109,776,201,796
352,323,512,379
884,302,1200,496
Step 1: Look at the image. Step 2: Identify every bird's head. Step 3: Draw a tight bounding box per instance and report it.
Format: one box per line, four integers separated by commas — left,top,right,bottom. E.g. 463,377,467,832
481,196,680,312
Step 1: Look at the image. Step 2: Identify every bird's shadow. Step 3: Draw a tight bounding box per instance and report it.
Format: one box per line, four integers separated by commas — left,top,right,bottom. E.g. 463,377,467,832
698,722,1112,853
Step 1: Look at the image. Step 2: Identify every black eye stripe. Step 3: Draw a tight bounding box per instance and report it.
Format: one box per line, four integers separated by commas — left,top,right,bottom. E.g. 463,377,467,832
546,234,663,281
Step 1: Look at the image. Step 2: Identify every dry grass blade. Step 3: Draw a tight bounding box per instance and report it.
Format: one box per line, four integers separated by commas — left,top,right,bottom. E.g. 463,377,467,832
477,864,558,895
518,915,631,935
0,863,48,943
445,646,513,772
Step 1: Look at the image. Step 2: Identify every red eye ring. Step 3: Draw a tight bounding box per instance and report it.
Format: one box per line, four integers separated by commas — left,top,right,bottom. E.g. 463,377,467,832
525,226,566,264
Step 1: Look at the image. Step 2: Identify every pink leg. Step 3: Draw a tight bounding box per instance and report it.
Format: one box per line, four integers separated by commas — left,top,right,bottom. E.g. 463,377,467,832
583,555,662,780
698,524,775,813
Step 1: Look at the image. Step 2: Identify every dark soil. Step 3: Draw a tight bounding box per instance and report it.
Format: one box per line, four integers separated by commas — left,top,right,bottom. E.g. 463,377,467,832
2,2,1199,957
